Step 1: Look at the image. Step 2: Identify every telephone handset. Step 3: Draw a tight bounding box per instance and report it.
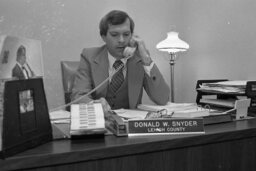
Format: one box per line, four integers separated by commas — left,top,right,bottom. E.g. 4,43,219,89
123,39,137,59
123,46,136,59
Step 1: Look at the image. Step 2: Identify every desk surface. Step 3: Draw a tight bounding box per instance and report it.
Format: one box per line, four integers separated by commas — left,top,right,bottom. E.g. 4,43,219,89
1,118,256,171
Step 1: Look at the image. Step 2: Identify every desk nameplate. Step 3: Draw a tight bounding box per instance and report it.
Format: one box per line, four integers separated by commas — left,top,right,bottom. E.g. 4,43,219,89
128,118,205,136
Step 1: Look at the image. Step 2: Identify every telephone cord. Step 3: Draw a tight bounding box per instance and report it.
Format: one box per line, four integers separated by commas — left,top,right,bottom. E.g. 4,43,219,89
49,63,124,112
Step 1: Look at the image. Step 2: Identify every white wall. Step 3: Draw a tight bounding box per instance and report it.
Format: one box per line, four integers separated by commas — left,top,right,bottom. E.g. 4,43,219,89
175,0,256,103
0,0,256,109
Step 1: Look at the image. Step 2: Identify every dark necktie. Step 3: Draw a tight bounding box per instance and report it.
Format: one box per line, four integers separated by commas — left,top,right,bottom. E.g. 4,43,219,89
109,60,124,92
22,66,29,78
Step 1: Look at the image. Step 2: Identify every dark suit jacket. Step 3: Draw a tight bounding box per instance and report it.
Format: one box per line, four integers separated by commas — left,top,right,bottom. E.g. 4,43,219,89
12,64,26,79
71,45,170,109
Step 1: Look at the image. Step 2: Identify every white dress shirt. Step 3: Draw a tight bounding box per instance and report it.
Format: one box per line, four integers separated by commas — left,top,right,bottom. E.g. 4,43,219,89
107,52,154,82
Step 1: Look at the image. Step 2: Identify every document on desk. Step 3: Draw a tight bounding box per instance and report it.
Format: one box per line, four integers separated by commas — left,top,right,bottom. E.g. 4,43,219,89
113,109,148,120
137,102,210,118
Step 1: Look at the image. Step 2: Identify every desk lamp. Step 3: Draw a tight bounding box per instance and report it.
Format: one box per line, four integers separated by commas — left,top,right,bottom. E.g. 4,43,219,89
156,31,189,102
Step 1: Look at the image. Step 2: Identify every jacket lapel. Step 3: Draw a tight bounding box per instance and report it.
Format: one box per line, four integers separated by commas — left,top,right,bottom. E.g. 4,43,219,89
127,55,144,108
91,46,109,97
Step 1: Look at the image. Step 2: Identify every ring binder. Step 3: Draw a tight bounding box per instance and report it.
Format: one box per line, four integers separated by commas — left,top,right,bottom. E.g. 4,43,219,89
196,79,256,117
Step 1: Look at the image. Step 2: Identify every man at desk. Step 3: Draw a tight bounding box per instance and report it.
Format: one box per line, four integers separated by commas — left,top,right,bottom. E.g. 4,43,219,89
71,10,170,111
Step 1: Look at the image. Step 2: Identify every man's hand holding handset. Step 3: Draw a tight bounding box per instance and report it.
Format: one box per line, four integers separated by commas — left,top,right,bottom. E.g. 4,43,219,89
123,35,152,66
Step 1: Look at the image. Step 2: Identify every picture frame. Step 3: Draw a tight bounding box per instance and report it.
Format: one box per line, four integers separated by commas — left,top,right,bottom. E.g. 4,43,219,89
0,78,52,158
0,35,44,80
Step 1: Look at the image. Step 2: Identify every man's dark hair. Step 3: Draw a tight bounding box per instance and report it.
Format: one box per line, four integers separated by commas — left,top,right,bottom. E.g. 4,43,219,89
99,10,135,36
16,45,26,61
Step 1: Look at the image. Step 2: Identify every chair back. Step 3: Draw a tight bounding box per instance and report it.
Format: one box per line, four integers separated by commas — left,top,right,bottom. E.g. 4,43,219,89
60,61,80,110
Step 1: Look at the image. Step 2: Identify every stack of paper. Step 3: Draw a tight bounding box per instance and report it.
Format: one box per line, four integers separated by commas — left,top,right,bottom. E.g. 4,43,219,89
137,102,209,118
49,110,70,123
199,98,236,108
198,80,255,94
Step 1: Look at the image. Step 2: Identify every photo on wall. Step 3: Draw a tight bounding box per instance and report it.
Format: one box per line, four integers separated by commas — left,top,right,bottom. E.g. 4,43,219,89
0,35,44,79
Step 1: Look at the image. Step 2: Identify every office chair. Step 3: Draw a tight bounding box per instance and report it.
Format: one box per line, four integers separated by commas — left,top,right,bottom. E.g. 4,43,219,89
60,61,80,111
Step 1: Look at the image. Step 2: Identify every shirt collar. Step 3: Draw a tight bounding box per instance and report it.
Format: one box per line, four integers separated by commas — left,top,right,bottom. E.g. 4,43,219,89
107,52,128,68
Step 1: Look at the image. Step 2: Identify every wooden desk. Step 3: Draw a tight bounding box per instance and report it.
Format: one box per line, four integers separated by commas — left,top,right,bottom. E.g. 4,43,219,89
1,119,256,171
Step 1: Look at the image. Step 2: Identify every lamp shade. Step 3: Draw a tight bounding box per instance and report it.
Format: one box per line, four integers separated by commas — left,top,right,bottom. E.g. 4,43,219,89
156,32,189,53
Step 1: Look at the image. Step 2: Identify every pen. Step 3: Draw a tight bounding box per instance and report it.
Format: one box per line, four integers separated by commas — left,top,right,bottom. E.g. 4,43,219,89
169,111,174,117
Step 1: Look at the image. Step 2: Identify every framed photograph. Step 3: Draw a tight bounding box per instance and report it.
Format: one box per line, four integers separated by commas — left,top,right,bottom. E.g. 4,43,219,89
0,35,44,79
18,89,36,133
0,78,52,158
